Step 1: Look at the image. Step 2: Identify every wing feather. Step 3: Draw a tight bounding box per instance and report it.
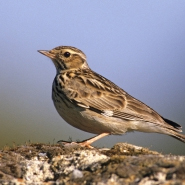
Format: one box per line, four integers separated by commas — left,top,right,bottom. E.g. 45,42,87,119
63,70,176,129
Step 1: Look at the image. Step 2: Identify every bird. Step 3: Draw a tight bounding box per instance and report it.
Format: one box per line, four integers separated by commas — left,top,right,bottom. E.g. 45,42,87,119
38,46,185,148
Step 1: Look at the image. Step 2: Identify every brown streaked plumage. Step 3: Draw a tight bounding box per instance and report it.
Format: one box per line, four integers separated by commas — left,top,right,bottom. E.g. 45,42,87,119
38,46,185,148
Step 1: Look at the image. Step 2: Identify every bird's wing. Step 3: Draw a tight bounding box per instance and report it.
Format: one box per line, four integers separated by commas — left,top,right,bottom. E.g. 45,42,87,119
64,70,164,124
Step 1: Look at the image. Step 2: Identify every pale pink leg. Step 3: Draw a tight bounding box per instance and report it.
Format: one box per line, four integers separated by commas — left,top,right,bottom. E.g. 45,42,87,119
78,133,110,148
58,133,110,148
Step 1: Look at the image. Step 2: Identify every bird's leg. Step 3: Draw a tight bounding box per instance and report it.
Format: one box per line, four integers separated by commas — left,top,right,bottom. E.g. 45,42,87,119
58,133,110,148
78,133,110,148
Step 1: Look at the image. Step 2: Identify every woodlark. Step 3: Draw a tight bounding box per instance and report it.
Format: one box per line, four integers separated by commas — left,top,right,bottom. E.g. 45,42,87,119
38,46,185,148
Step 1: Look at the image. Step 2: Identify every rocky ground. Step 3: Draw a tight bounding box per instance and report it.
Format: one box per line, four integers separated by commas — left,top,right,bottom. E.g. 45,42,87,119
0,142,185,185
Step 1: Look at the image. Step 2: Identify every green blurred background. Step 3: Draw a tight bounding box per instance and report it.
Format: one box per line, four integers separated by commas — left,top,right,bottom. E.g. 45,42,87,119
0,1,185,155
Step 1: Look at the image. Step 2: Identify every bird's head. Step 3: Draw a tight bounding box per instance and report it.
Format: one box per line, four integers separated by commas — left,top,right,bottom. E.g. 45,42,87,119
38,46,89,73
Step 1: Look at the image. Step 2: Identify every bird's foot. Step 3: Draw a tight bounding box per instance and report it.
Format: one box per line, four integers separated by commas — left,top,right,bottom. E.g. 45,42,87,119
57,133,110,149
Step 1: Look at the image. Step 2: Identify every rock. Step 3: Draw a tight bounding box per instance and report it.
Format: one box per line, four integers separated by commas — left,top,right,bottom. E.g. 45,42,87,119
0,143,185,184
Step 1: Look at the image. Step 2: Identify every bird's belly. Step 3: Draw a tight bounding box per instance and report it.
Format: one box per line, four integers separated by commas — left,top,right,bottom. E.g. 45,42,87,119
53,97,129,135
53,96,167,136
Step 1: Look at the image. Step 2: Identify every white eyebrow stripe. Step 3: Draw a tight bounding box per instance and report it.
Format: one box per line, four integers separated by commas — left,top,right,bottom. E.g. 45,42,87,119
64,49,87,60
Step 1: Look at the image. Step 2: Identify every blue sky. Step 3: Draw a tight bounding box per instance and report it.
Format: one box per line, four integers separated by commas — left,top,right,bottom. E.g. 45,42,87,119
0,1,185,154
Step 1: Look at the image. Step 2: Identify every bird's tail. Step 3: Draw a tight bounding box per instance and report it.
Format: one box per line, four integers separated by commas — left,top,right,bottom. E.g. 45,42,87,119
169,131,185,143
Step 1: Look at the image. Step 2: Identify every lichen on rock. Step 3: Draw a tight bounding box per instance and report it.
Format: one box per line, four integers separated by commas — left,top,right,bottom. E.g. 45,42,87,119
0,143,185,184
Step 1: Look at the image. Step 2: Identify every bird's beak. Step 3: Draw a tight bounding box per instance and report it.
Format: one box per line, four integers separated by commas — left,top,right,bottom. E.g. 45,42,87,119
38,50,55,59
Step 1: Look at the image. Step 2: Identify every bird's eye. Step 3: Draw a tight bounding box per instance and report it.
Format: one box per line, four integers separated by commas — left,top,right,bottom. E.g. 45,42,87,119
64,52,71,58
